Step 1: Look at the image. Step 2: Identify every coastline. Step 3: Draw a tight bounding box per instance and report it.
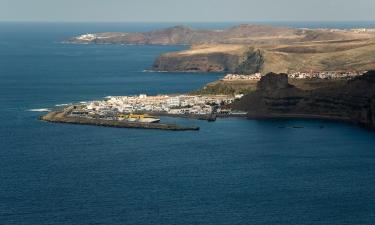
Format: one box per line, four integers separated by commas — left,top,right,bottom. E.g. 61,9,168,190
233,72,375,130
41,108,375,131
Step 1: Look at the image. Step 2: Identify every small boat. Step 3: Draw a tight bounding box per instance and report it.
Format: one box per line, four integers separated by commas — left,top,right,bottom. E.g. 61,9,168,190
118,114,160,123
138,117,161,123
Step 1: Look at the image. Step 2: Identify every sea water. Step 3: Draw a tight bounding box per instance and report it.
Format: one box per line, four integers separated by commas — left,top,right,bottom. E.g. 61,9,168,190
1,22,375,225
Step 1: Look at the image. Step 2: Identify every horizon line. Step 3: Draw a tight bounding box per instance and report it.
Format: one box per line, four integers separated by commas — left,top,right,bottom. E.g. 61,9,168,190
1,20,375,24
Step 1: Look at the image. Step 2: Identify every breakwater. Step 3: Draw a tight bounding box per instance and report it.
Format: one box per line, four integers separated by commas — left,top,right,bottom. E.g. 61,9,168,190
40,111,199,131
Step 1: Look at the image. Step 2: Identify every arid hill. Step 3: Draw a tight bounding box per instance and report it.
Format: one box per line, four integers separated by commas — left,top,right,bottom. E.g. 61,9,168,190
69,24,375,45
153,38,375,74
69,24,375,74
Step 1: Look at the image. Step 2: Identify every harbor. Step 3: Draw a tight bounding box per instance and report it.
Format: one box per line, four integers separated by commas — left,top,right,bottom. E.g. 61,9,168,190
40,110,200,131
40,94,247,130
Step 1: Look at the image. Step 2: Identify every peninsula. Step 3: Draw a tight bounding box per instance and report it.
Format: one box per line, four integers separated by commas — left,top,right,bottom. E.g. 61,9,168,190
40,94,238,130
68,24,375,74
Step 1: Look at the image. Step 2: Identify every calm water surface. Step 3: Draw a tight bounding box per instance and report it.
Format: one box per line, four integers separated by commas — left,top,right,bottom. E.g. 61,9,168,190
0,22,375,225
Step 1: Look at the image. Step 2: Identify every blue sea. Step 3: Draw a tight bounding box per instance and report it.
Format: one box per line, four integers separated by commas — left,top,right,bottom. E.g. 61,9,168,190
1,22,375,225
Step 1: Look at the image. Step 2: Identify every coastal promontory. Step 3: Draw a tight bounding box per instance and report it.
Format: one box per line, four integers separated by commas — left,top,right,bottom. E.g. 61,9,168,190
233,71,375,128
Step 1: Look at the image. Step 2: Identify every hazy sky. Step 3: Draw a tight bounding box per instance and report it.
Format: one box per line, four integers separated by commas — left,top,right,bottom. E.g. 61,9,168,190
1,0,374,22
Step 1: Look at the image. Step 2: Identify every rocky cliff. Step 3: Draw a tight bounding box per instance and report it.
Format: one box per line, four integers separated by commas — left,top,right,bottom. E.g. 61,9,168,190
233,71,375,128
152,45,256,72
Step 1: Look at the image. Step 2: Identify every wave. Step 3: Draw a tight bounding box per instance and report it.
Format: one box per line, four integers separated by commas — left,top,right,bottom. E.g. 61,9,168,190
27,108,51,112
55,103,71,107
142,70,169,73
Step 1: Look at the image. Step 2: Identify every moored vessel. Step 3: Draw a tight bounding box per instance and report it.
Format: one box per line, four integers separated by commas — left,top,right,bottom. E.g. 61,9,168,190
118,114,160,123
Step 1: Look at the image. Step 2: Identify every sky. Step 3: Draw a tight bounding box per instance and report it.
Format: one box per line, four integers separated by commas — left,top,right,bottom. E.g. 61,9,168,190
0,0,374,22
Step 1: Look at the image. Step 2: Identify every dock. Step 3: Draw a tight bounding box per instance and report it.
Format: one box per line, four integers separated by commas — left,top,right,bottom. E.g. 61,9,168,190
40,111,199,131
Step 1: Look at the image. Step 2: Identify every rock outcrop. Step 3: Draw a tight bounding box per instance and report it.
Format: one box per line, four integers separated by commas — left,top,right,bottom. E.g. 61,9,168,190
256,73,291,91
233,71,375,128
234,50,264,74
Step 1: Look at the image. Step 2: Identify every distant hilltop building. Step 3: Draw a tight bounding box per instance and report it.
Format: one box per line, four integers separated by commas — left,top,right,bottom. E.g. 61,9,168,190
351,28,368,33
77,34,97,41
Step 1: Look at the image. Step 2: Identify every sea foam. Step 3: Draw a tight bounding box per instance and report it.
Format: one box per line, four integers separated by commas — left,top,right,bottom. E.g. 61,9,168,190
27,108,51,112
55,103,71,107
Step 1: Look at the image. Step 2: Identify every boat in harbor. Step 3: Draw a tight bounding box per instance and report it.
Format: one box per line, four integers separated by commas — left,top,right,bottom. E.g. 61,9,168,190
118,114,161,123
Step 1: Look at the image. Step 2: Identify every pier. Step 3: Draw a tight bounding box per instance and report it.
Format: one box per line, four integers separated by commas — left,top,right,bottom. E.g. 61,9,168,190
40,111,200,131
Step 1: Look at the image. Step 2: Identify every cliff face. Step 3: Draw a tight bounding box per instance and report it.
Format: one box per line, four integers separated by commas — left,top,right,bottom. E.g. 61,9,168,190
234,50,264,74
152,45,265,73
233,71,375,128
152,52,243,72
152,39,375,73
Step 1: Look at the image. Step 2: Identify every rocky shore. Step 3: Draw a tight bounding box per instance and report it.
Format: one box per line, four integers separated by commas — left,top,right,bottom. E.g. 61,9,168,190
41,111,200,131
233,71,375,129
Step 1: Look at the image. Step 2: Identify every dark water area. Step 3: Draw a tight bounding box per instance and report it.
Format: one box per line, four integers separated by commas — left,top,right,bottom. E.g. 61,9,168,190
0,22,375,225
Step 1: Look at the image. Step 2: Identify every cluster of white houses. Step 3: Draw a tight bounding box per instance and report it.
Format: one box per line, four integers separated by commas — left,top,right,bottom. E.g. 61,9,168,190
288,71,365,79
83,94,237,116
222,73,262,81
76,34,97,41
222,71,365,81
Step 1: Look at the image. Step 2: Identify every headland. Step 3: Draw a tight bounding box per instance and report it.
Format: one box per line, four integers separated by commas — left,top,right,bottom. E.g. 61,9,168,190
233,71,375,129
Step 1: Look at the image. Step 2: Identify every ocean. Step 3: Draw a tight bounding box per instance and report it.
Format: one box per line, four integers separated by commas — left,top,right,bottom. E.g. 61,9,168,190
1,22,375,225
